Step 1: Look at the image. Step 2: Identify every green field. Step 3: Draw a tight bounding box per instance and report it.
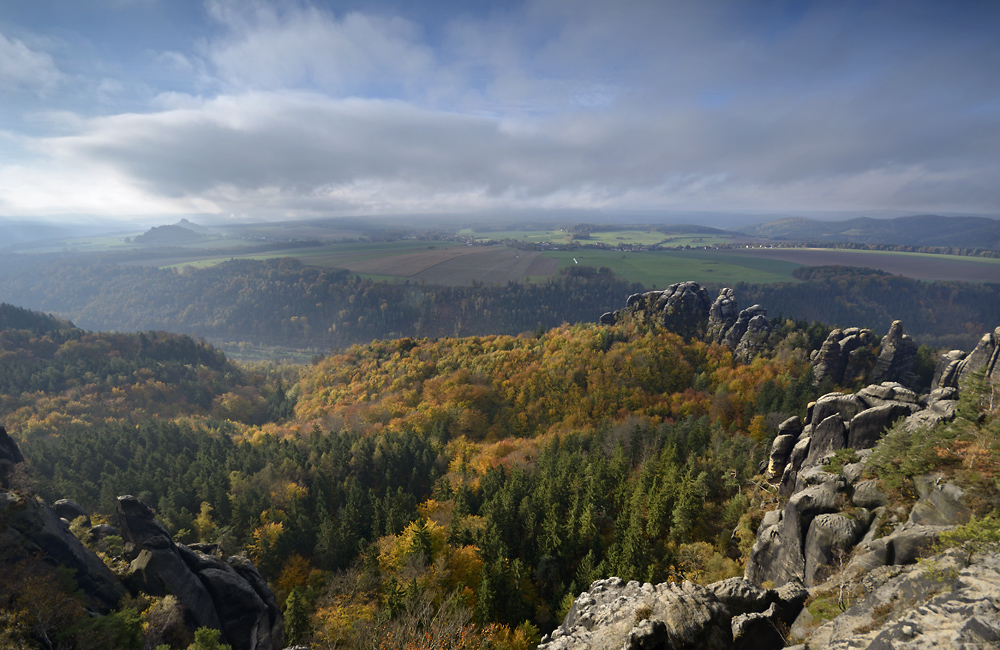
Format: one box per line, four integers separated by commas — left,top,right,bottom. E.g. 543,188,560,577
459,228,739,248
539,249,802,287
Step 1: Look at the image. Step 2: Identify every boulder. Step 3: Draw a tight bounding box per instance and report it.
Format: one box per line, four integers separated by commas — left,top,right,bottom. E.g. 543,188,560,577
957,326,1000,388
846,403,917,449
53,498,89,525
229,555,284,647
117,495,172,548
745,480,842,587
933,349,966,389
811,393,867,427
803,513,869,585
129,546,223,632
856,381,918,407
766,434,799,481
851,480,888,510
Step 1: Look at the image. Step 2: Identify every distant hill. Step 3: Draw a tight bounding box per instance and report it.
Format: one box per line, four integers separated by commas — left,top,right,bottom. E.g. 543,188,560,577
0,303,74,332
739,215,1000,250
132,223,209,245
173,218,211,233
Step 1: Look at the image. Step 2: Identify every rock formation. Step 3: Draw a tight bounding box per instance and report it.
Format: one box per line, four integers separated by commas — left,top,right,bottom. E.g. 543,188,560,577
796,549,1000,648
767,382,950,496
610,282,714,339
744,376,969,593
809,328,879,387
0,428,283,650
602,283,773,361
0,425,24,489
0,490,128,612
707,287,739,342
539,575,806,650
869,320,919,388
117,495,284,650
933,325,1000,391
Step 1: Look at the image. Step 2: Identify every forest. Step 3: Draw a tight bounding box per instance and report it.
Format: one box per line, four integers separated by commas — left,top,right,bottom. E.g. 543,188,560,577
1,301,826,649
0,256,997,353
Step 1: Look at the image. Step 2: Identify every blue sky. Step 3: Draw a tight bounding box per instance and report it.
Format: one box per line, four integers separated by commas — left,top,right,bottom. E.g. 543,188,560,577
1,0,998,222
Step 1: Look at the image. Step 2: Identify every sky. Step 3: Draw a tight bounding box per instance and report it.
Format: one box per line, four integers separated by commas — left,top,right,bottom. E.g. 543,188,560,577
0,0,998,223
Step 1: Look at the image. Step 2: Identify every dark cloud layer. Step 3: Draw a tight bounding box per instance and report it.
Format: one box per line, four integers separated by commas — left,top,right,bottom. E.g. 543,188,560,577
1,0,999,217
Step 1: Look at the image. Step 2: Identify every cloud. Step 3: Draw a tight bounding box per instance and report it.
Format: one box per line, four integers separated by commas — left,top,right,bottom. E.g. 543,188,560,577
12,80,989,219
0,31,62,96
204,0,435,97
1,0,999,218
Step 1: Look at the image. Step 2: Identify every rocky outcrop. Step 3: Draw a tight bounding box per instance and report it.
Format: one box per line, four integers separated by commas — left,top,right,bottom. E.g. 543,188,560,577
809,328,878,387
772,382,933,495
0,425,24,489
707,287,739,342
0,491,127,612
746,376,971,592
934,326,1000,391
799,549,1000,649
765,417,803,480
707,289,773,362
870,320,919,388
608,282,713,339
539,575,806,650
117,495,284,650
746,452,969,591
603,284,773,360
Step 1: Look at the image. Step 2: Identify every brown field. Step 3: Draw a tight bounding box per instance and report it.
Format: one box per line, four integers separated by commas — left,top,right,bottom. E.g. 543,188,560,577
411,248,544,286
716,248,1000,283
525,256,559,277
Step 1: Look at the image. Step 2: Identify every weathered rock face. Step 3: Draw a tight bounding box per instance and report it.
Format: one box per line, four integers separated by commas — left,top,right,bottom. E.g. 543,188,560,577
539,576,806,650
0,490,127,612
802,549,1000,649
747,376,974,592
117,495,284,650
810,328,879,387
936,325,1000,391
707,287,739,342
772,382,928,493
870,320,919,389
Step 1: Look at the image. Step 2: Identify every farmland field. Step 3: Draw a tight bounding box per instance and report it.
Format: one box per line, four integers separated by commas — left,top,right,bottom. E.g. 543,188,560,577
716,248,1000,283
151,243,998,287
459,228,739,247
539,249,802,287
